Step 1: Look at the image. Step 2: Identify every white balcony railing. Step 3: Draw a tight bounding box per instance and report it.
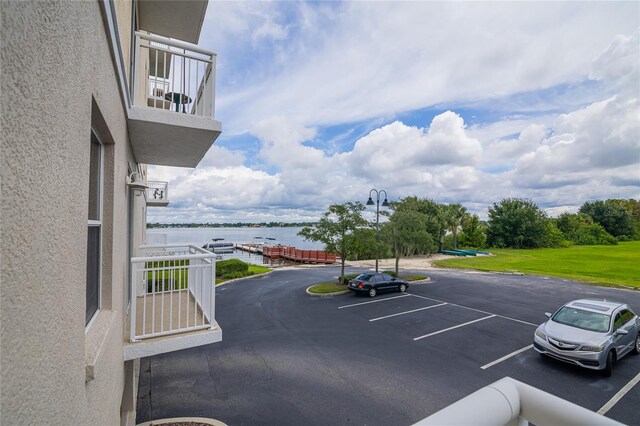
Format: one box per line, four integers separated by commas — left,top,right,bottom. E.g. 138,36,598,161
146,232,168,246
414,377,623,426
130,244,216,342
145,180,169,206
134,31,216,118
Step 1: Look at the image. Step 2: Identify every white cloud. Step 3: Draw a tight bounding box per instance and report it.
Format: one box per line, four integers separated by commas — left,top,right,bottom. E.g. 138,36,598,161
510,28,640,192
347,111,481,182
482,123,548,169
590,31,639,94
211,2,639,135
148,7,640,223
252,19,288,44
251,116,323,170
421,111,482,166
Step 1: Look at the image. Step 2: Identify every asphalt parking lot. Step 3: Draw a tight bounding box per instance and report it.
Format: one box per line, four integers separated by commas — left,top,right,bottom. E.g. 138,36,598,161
137,267,640,425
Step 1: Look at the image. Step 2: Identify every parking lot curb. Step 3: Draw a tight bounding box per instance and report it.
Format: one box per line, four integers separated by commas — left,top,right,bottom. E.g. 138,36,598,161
305,286,350,297
216,270,275,287
137,416,228,426
409,277,431,284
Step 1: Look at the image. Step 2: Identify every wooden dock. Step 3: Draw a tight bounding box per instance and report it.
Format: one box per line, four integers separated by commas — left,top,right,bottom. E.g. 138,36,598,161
262,246,337,264
235,243,263,254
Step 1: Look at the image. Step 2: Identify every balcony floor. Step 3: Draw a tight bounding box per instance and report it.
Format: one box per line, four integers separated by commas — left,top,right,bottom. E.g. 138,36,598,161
127,106,221,167
124,289,221,361
135,289,209,338
146,199,170,207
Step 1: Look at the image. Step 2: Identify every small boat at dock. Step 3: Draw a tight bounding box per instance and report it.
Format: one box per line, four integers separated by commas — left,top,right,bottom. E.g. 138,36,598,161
202,238,235,253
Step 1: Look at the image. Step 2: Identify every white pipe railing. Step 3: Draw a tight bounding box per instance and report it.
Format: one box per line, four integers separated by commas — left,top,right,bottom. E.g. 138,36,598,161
414,377,623,426
133,31,216,119
130,244,216,341
145,181,169,203
146,232,167,246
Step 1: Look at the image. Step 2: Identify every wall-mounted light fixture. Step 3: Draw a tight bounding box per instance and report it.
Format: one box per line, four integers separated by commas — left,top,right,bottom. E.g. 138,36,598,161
126,172,148,193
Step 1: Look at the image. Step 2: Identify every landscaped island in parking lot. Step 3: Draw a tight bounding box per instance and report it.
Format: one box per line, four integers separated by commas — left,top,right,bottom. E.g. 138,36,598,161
432,241,640,289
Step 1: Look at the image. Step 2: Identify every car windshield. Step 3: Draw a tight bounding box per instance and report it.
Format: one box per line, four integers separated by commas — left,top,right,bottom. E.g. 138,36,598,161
356,274,373,281
552,306,610,333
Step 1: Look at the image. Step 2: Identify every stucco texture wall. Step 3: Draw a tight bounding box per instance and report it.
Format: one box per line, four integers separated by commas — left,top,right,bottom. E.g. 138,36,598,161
1,1,135,424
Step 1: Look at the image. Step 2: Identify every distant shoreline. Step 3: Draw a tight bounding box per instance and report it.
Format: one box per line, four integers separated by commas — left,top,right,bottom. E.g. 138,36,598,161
147,223,317,229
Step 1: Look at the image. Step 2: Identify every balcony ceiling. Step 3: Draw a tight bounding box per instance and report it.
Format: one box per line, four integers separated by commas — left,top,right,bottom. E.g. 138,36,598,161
127,107,221,167
138,0,208,44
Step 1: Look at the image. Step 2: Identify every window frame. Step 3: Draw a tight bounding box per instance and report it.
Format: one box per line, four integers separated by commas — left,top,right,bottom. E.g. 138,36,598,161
86,128,104,329
613,311,624,330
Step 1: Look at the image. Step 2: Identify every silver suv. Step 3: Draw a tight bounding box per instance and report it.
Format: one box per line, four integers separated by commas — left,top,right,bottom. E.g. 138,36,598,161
533,299,640,377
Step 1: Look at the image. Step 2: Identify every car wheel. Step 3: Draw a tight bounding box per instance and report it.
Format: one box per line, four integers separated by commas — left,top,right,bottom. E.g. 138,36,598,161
602,350,614,377
633,334,640,355
399,283,407,293
368,288,377,298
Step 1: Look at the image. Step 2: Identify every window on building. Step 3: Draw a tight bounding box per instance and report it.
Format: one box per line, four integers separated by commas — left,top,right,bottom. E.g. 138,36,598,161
86,130,103,326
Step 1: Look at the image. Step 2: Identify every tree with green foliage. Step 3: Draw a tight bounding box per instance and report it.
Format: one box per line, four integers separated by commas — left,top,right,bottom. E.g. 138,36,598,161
394,196,447,251
443,203,468,249
346,227,382,261
298,202,368,284
487,198,548,248
381,209,435,274
556,212,617,245
541,221,570,248
622,199,640,239
459,214,487,248
579,200,634,240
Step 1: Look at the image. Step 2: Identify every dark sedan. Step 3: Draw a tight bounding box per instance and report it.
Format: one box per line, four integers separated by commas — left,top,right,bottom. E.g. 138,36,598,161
348,273,409,297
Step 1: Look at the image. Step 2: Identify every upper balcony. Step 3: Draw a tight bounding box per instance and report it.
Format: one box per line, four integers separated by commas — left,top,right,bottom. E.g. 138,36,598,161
127,32,222,168
146,181,169,207
137,0,207,45
123,244,222,361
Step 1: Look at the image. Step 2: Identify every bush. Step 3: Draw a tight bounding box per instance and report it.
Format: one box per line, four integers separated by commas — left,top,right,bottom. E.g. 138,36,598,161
341,273,360,285
579,200,634,239
147,279,175,293
542,222,571,248
556,213,618,245
575,223,618,245
487,198,548,248
216,258,249,277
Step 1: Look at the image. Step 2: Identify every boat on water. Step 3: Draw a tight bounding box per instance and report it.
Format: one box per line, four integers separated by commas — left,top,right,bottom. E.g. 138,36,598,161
202,238,235,253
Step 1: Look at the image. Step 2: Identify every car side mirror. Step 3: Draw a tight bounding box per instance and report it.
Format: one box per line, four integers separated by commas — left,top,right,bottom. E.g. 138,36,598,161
614,329,628,336
545,312,552,318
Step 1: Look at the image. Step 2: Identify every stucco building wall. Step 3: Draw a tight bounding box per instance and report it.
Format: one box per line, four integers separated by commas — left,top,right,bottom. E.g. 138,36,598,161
1,1,138,424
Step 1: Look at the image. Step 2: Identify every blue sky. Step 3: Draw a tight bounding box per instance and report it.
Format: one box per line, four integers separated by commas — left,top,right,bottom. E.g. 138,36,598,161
148,1,640,223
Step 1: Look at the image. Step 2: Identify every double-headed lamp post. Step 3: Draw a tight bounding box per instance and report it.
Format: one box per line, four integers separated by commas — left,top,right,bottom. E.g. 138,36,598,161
366,189,389,273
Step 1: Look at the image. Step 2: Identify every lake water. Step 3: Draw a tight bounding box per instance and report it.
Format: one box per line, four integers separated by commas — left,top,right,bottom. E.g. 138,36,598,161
147,226,323,265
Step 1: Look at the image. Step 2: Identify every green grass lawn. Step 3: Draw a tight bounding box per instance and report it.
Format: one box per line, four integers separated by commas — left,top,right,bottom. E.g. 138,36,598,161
146,259,189,291
433,241,640,289
216,264,271,284
307,273,429,294
308,282,349,294
248,264,271,275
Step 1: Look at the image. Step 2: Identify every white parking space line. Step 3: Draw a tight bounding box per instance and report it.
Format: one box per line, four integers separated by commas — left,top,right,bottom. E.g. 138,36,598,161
413,315,496,341
369,303,447,322
480,344,534,370
597,372,640,415
407,293,538,327
338,294,411,309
